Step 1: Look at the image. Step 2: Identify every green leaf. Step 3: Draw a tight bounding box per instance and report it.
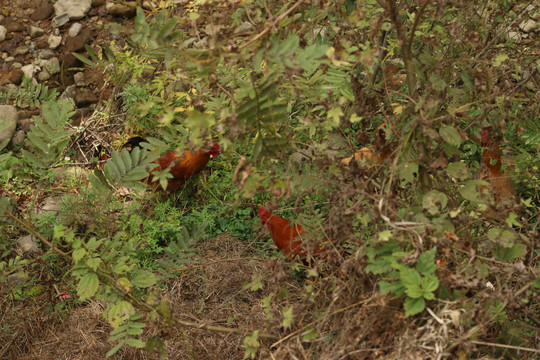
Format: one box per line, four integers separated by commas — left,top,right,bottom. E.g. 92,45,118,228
422,191,448,215
416,247,437,275
73,248,87,262
242,331,260,359
282,306,293,329
430,73,447,91
77,273,99,300
242,275,263,291
404,297,425,317
487,228,517,247
421,274,439,294
398,162,418,183
106,340,125,358
125,338,146,348
460,179,488,203
86,258,102,271
302,327,319,341
379,280,405,296
439,126,461,146
493,53,508,67
493,243,526,261
447,161,471,180
400,268,423,298
131,270,157,288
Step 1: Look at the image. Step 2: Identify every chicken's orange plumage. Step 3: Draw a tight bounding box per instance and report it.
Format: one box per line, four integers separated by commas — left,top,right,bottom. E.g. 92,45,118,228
259,207,329,263
479,132,516,202
123,137,219,192
341,122,391,167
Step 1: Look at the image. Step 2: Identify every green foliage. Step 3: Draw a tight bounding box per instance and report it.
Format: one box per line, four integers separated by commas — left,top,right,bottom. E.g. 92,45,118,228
0,76,59,107
21,99,75,171
368,243,439,317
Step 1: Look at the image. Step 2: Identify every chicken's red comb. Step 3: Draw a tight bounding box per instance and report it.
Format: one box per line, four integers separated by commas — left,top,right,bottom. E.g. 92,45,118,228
258,207,271,225
209,141,220,156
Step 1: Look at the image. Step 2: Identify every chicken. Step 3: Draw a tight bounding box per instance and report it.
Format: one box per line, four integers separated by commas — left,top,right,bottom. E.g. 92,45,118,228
258,207,330,264
479,131,516,202
123,137,220,192
341,123,391,167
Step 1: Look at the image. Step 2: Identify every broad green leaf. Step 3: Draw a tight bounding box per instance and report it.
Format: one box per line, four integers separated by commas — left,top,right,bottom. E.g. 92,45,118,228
404,297,425,317
86,258,102,271
493,53,508,67
77,273,99,300
416,247,437,275
487,228,517,247
422,274,440,294
73,248,87,262
301,326,319,341
423,190,448,215
131,270,157,288
439,126,462,146
125,338,146,348
399,162,418,183
493,243,526,261
447,161,470,180
400,268,423,298
282,306,293,329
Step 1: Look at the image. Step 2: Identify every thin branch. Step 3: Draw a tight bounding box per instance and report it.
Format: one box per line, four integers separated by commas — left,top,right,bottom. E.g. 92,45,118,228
0,201,72,260
239,0,305,50
470,340,540,354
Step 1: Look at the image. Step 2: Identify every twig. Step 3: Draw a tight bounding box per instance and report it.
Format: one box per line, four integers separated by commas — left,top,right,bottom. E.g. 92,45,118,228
470,340,540,354
239,0,305,50
271,296,377,348
0,201,72,260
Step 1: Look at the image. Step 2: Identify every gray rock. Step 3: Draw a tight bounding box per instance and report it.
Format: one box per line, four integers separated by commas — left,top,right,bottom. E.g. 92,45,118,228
43,57,60,74
73,71,85,86
51,13,70,27
38,49,56,59
14,46,30,56
17,235,40,254
0,105,18,151
38,70,51,81
68,22,82,37
28,25,45,37
11,129,26,146
0,25,6,42
53,0,92,20
21,64,40,78
41,196,63,213
48,35,62,49
519,19,538,33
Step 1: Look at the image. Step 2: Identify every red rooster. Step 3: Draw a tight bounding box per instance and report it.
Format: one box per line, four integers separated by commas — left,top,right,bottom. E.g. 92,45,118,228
479,131,516,202
258,207,330,264
123,137,220,192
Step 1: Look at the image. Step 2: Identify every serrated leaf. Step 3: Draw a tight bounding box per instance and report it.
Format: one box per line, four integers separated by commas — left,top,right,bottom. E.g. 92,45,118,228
77,273,99,300
447,161,470,180
400,268,423,298
282,306,293,329
416,247,437,275
404,297,425,317
131,270,157,288
493,243,526,261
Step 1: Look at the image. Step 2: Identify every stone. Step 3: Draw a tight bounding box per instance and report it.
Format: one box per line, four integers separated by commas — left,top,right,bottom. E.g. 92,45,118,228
31,1,54,21
63,28,92,53
0,105,17,151
519,19,537,33
92,0,106,6
48,34,62,49
73,71,85,86
17,235,40,253
21,64,40,79
28,25,45,37
38,49,56,59
11,129,26,146
43,57,60,74
3,18,26,33
0,25,6,42
109,3,136,18
18,118,34,132
74,89,99,107
41,196,62,213
7,68,24,85
51,13,70,27
68,22,82,37
53,0,92,20
37,70,50,81
13,45,29,56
